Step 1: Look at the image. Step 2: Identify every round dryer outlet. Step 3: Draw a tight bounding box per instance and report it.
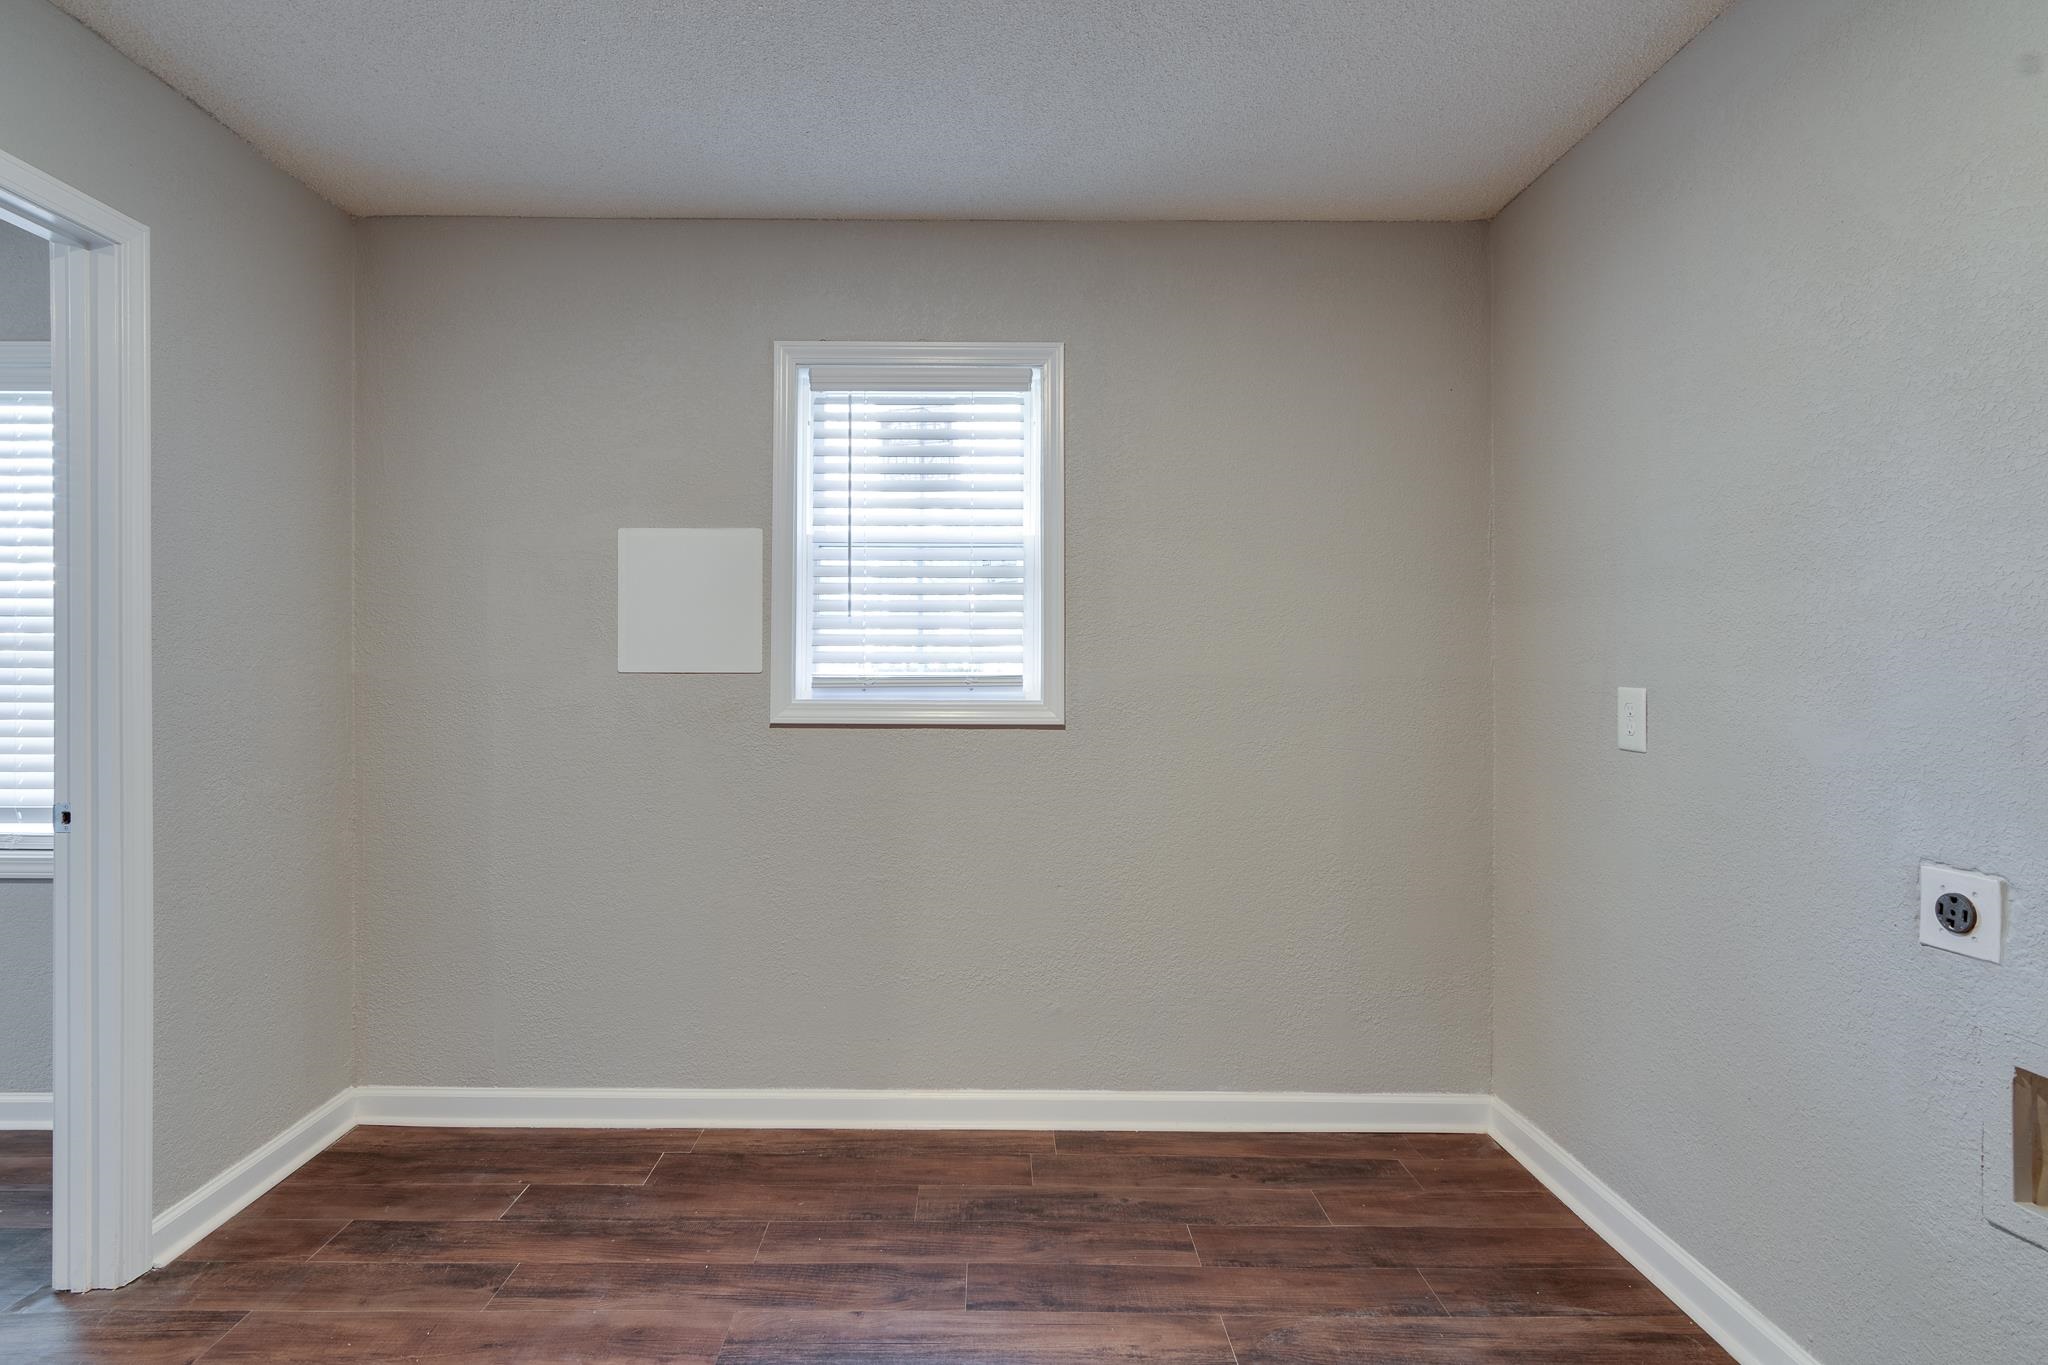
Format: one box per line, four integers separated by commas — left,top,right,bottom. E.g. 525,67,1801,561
1935,892,1979,936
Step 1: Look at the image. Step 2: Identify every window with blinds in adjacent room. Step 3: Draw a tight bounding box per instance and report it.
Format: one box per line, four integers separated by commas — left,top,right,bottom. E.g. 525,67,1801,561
772,343,1064,726
0,379,53,850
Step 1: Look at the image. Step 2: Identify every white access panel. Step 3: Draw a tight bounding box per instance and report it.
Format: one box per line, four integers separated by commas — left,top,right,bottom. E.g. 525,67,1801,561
617,528,763,672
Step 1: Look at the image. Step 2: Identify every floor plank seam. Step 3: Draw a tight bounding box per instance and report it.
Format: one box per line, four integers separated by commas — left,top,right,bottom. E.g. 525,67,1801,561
1306,1188,1334,1226
1217,1310,1242,1364
1412,1264,1454,1316
482,1258,522,1309
184,1307,250,1364
303,1218,353,1262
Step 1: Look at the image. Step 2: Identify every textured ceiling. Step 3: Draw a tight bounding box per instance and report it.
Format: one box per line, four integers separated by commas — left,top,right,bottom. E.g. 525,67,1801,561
49,0,1732,220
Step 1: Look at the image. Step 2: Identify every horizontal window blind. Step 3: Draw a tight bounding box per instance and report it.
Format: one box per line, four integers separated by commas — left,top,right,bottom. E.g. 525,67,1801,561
0,389,52,846
805,383,1031,689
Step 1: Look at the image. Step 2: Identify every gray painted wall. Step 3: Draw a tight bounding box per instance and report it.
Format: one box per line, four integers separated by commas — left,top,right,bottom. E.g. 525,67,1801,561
0,0,356,1211
0,881,51,1091
353,218,1494,1093
0,222,51,1096
0,219,49,339
1489,1,2048,1362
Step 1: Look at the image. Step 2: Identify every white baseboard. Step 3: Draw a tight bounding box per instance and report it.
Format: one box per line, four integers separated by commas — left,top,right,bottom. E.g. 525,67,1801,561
1489,1099,1822,1365
151,1088,357,1266
0,1091,52,1129
352,1086,1495,1132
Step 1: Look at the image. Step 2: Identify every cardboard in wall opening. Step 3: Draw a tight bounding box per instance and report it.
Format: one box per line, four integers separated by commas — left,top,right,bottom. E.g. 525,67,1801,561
2018,1068,2048,1210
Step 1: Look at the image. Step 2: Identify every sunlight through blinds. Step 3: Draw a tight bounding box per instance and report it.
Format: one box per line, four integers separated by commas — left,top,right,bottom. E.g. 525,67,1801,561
0,389,53,846
804,383,1032,690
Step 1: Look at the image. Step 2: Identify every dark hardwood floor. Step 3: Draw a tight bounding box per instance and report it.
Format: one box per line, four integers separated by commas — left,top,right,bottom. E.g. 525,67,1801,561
0,1126,1733,1362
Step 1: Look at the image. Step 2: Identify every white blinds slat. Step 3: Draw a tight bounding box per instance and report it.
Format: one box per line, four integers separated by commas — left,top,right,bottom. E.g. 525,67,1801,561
0,392,53,839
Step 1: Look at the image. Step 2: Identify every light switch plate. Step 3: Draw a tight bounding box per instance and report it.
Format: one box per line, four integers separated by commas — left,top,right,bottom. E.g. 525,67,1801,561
618,528,763,672
1921,862,2004,963
1617,687,1647,752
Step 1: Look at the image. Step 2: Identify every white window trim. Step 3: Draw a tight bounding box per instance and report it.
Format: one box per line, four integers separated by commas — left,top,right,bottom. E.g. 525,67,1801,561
770,341,1064,727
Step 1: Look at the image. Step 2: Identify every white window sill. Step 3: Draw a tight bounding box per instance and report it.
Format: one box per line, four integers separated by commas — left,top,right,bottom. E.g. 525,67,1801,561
772,697,1064,727
0,851,54,880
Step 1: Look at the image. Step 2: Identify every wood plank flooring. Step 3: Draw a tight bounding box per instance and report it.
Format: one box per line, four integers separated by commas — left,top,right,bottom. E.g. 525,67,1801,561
0,1127,1734,1362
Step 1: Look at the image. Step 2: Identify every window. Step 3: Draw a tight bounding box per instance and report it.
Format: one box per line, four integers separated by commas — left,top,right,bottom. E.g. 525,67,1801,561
771,342,1063,725
0,343,53,860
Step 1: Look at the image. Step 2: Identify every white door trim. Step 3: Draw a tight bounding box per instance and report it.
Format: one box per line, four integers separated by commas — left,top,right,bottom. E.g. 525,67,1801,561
0,146,154,1292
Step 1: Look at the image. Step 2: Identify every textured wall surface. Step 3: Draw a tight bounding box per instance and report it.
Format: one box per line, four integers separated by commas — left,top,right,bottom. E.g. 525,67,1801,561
0,0,357,1212
0,220,48,339
0,881,51,1091
1490,1,2048,1361
354,219,1494,1093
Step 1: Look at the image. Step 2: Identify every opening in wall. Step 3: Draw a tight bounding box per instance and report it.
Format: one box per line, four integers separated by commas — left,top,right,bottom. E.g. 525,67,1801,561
2018,1068,2048,1213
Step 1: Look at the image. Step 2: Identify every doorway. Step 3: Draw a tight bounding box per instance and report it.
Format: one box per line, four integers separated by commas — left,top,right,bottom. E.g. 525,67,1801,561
0,147,153,1293
0,217,56,1306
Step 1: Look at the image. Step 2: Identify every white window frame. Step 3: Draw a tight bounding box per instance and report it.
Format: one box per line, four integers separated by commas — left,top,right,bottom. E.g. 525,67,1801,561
770,341,1064,727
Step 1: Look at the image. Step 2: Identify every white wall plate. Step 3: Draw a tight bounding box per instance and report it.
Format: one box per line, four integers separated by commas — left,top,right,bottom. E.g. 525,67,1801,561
1617,686,1647,752
1919,862,2003,964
